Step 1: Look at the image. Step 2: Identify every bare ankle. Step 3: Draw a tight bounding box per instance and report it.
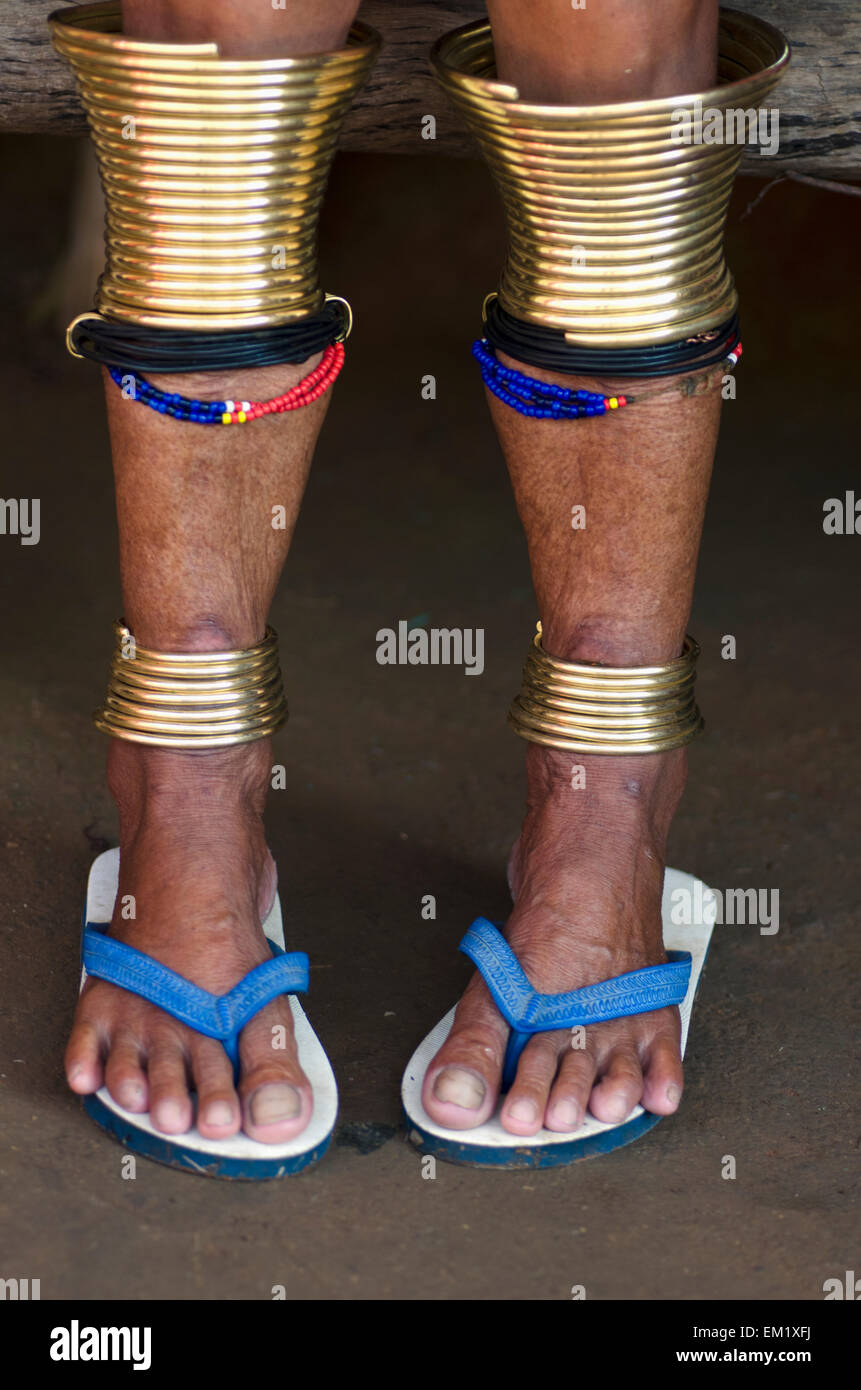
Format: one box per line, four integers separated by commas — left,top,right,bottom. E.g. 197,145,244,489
524,742,687,809
107,738,274,824
509,744,688,899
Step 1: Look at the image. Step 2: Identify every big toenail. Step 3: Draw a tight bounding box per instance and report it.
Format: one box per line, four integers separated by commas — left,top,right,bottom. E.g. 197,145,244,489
666,1083,682,1105
433,1068,485,1110
250,1084,301,1125
508,1099,537,1123
204,1100,234,1127
551,1100,580,1129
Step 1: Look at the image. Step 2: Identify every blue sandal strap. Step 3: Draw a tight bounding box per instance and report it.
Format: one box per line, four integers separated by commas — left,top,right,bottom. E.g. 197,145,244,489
459,917,691,1092
83,923,309,1071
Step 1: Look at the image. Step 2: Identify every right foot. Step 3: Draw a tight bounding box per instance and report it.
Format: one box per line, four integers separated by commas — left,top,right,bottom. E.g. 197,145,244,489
66,738,313,1144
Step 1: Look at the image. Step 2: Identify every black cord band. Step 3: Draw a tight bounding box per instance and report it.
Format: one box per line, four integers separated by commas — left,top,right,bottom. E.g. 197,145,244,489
68,302,348,374
484,296,740,379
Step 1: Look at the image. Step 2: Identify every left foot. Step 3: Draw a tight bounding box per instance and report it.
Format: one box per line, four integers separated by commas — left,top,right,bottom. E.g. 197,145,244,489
421,743,688,1135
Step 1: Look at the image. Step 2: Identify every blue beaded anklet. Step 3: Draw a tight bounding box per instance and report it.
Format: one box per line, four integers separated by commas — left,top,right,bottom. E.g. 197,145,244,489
108,367,230,423
472,336,742,419
472,338,627,418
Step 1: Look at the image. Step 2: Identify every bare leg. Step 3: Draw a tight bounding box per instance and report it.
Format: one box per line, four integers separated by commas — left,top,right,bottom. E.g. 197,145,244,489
423,0,724,1135
65,0,359,1143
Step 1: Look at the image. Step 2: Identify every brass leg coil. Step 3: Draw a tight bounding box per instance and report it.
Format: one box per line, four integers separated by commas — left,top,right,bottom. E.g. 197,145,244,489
431,10,789,348
94,623,288,749
508,625,703,755
50,2,381,330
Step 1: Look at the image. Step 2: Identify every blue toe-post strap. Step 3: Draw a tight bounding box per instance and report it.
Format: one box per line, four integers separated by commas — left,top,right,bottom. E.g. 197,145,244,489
459,918,692,1092
82,925,309,1075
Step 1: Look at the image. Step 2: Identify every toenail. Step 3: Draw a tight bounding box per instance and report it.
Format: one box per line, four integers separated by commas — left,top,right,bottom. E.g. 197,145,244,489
204,1100,234,1127
154,1099,185,1130
508,1098,537,1124
666,1083,682,1105
250,1084,301,1125
432,1068,485,1110
550,1100,580,1129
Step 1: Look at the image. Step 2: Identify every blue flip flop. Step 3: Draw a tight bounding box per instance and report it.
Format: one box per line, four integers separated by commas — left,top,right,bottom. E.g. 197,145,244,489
402,867,716,1168
78,848,338,1179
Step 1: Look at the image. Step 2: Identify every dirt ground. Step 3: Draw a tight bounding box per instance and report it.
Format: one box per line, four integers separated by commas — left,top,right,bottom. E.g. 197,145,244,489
0,138,858,1300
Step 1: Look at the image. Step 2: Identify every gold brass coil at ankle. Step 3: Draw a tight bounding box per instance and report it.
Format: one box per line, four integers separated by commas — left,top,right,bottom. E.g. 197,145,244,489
508,626,703,754
50,2,380,329
431,10,789,347
94,623,288,749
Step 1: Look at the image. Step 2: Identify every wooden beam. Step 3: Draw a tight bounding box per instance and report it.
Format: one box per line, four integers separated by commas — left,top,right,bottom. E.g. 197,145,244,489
1,1,858,178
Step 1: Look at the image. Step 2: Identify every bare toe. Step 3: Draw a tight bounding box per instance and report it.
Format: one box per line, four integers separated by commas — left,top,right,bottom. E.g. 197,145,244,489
147,1035,193,1135
238,1005,313,1143
191,1036,241,1138
641,1027,684,1115
589,1045,644,1125
421,980,508,1130
500,1032,562,1135
103,1026,148,1114
544,1043,597,1132
65,1017,105,1095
